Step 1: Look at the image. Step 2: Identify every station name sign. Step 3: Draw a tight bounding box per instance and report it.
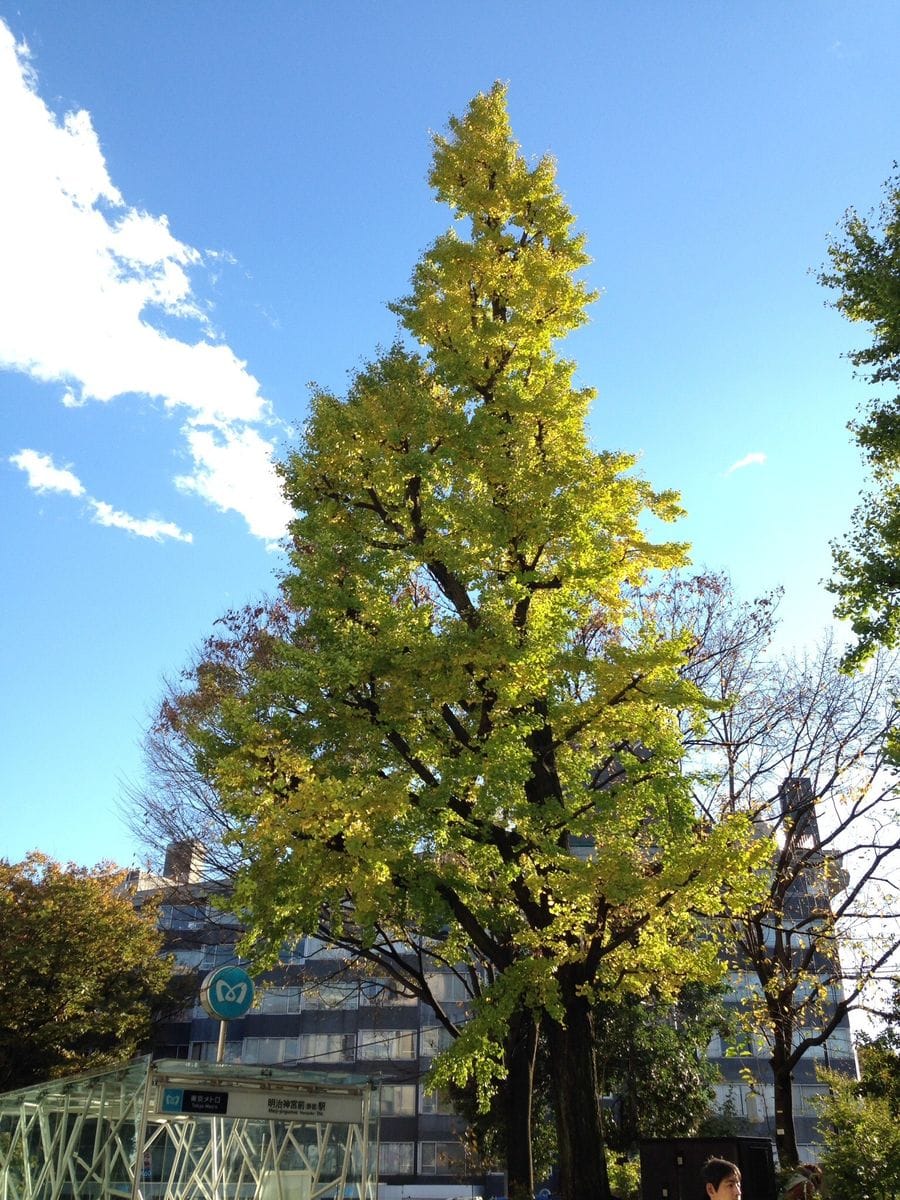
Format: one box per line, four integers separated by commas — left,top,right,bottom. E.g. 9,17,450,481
152,1085,364,1124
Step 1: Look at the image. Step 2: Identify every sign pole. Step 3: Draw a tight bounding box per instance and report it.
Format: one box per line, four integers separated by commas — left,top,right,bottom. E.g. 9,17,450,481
199,964,255,1057
198,966,255,1200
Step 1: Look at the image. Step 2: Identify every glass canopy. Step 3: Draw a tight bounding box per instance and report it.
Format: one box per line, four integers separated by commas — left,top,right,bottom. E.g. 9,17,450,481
0,1058,379,1200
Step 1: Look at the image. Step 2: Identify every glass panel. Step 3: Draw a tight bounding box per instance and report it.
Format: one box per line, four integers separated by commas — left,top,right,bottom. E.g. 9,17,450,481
425,972,471,1003
421,1088,455,1115
359,978,417,1007
0,1059,381,1200
420,1025,453,1057
379,1142,415,1174
299,1033,354,1064
420,1140,466,1174
242,1037,299,1064
826,1027,854,1059
253,987,301,1014
357,1030,417,1060
380,1085,417,1115
303,982,358,1010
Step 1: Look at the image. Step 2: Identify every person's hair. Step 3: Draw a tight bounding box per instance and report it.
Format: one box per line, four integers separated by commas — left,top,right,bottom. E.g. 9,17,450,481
701,1158,741,1190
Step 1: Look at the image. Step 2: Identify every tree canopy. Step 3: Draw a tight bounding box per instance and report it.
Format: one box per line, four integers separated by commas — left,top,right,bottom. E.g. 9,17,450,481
815,1064,900,1200
0,853,175,1092
820,172,900,672
164,85,762,1200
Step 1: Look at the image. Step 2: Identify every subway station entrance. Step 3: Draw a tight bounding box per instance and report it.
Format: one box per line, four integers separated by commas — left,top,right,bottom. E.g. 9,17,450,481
0,1058,379,1200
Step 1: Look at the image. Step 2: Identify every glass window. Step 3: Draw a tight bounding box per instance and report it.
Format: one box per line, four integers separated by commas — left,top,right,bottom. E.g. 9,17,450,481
713,1084,746,1116
357,1029,417,1060
253,987,301,1014
420,1026,454,1058
160,904,208,930
420,1141,466,1174
242,1037,299,1065
726,971,763,1002
298,1033,354,1064
200,943,241,970
360,978,417,1007
171,948,204,969
380,1085,417,1116
793,1028,827,1058
279,941,306,964
206,909,241,931
425,972,471,1003
302,982,358,1010
826,1027,854,1059
421,1089,455,1115
303,937,349,960
155,1043,189,1060
796,1084,828,1115
379,1143,415,1175
189,1040,242,1063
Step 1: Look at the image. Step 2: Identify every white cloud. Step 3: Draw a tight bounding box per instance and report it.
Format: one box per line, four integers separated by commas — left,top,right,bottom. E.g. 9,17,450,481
0,21,291,540
175,425,291,543
89,499,193,543
725,451,767,476
10,448,85,496
9,447,192,543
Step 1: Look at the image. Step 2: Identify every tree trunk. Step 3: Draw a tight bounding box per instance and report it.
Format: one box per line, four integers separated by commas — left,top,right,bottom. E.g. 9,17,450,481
545,970,612,1200
771,1035,800,1168
503,1009,539,1200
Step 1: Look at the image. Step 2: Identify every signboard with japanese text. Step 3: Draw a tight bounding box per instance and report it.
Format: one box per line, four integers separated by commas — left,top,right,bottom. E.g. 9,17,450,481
151,1085,364,1124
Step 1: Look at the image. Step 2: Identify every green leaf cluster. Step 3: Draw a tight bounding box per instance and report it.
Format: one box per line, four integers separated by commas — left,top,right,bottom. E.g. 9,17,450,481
821,173,900,671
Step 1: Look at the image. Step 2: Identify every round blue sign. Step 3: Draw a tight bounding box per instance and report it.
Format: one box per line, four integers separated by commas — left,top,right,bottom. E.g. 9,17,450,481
200,965,255,1020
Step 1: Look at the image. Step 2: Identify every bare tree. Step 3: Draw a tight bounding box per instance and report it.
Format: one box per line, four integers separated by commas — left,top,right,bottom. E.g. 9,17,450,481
656,576,900,1166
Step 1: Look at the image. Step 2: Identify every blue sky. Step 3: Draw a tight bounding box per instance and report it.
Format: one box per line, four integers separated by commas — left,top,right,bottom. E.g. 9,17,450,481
1,2,898,869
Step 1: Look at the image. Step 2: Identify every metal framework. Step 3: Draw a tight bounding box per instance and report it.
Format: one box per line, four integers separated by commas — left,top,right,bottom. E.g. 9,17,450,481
0,1059,379,1200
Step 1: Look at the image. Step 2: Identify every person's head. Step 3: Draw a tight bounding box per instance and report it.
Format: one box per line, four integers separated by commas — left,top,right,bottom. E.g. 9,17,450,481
701,1158,741,1200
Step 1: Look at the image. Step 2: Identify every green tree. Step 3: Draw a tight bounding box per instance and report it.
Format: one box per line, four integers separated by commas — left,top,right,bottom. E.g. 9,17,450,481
595,983,727,1152
167,85,762,1200
820,172,900,672
856,980,900,1111
0,853,175,1091
815,1067,900,1199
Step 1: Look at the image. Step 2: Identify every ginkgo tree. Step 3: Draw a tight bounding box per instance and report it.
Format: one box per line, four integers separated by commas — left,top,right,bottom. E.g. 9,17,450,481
172,85,763,1200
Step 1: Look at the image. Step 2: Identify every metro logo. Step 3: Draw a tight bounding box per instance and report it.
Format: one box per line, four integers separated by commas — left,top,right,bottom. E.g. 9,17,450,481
200,966,255,1020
